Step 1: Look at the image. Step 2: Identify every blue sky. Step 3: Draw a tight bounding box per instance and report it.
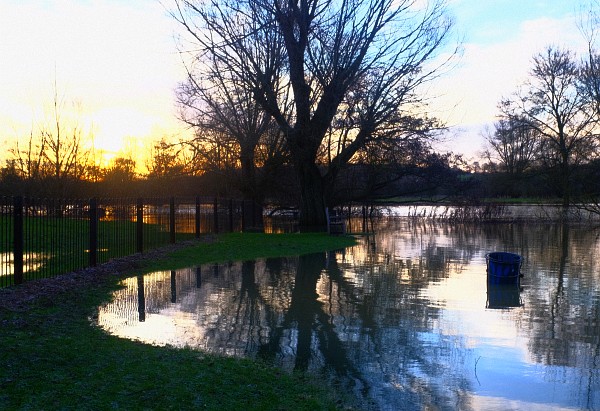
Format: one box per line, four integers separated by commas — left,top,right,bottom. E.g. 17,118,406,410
0,0,592,164
453,0,578,42
433,0,587,157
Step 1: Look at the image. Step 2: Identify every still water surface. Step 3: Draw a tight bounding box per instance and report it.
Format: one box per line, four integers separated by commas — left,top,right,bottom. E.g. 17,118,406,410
97,220,600,410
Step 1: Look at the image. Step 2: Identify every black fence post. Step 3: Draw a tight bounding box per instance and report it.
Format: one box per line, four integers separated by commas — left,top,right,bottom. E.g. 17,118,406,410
89,198,98,267
136,198,144,253
241,200,246,232
213,197,219,233
229,199,234,232
170,270,177,303
170,197,176,244
195,197,201,238
137,274,146,322
13,196,23,285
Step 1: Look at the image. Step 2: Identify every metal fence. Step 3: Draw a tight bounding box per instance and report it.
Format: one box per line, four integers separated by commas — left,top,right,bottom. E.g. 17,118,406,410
0,196,263,288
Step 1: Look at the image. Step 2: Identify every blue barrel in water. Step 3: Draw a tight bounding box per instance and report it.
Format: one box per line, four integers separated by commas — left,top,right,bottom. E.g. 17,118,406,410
486,252,522,285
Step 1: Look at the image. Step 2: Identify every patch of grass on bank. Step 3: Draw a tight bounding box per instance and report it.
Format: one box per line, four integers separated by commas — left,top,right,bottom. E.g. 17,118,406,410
0,233,358,410
150,232,358,271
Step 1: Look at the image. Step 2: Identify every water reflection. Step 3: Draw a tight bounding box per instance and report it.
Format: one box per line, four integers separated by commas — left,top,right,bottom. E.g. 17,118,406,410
0,252,47,277
486,284,522,309
97,220,600,410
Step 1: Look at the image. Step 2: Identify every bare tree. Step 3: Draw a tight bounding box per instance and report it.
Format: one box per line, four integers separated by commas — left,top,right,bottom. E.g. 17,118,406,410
145,138,192,178
6,84,94,196
177,50,288,203
579,1,600,121
9,130,46,181
500,47,598,208
483,116,540,175
40,89,91,182
574,1,600,214
170,0,455,227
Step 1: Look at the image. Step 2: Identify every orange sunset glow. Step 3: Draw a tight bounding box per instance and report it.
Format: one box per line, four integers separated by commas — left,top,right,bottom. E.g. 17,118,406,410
0,1,590,166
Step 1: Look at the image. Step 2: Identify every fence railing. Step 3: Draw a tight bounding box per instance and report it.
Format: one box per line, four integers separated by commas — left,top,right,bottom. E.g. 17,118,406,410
0,196,263,288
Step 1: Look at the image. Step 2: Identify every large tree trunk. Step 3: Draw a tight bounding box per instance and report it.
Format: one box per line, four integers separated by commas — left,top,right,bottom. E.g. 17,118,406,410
296,161,328,230
239,146,267,230
560,148,571,210
239,146,258,202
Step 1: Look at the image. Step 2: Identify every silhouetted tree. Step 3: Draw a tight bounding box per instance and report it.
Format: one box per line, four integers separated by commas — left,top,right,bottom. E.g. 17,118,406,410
8,130,45,181
177,51,289,204
483,117,540,175
145,138,191,178
574,2,600,213
171,0,455,228
499,47,599,208
578,0,600,118
6,84,94,196
102,157,137,195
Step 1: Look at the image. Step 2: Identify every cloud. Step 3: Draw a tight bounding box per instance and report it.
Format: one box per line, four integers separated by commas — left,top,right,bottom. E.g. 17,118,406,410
434,14,584,127
428,12,586,157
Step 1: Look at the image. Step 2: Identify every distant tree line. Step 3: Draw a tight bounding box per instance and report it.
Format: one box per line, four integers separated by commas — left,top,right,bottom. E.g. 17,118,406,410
4,71,598,205
7,1,600,218
3,0,469,215
481,4,600,209
0,102,469,203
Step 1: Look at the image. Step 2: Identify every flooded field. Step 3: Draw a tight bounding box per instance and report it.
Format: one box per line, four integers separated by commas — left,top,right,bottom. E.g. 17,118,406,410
98,219,600,410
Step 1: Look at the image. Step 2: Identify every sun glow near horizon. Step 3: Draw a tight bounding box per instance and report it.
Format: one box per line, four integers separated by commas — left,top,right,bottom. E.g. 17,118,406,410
0,0,593,169
0,0,191,172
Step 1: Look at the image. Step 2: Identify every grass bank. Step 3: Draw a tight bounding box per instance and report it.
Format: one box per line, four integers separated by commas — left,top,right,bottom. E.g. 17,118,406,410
0,232,357,410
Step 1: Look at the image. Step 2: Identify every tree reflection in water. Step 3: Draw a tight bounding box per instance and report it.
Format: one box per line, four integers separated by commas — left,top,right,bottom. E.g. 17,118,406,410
98,220,600,410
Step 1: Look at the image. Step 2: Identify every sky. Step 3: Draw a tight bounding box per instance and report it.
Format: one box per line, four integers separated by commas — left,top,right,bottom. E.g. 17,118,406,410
0,0,188,168
0,0,593,168
433,0,589,158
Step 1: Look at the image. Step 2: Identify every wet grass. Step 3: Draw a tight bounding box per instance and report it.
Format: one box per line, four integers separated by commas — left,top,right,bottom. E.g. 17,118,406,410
150,232,357,270
0,215,191,283
0,232,357,410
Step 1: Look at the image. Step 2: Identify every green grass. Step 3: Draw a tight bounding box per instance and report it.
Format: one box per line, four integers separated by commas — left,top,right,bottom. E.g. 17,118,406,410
0,215,192,283
148,232,357,270
0,232,358,410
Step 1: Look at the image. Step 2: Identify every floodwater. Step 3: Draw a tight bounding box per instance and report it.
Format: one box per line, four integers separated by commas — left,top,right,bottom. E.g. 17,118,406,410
97,219,600,410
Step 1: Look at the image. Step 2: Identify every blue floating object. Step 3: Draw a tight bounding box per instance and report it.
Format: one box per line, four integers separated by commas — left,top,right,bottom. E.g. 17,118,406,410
486,252,522,285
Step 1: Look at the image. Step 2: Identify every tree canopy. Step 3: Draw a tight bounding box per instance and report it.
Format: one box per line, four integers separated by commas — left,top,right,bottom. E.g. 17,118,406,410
494,47,599,207
171,0,456,227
